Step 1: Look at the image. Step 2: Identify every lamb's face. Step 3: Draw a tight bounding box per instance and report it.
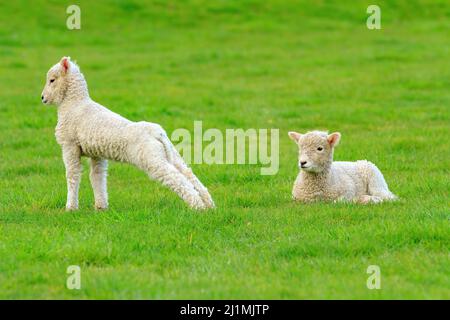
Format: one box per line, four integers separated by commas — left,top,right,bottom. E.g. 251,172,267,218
288,131,341,173
41,57,71,106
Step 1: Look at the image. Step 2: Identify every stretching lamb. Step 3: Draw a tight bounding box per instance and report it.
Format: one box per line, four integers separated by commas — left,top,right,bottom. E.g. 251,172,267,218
41,57,215,210
288,130,397,204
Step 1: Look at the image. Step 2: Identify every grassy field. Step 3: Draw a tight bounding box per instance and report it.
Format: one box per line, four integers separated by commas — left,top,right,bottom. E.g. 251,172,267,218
0,0,449,299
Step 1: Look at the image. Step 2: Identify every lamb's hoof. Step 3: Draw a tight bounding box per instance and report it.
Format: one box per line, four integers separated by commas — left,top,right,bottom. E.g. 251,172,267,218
193,204,208,211
358,195,372,204
204,199,216,209
95,205,108,211
190,200,208,211
201,198,217,210
358,195,382,204
371,196,383,204
65,205,78,211
387,194,398,201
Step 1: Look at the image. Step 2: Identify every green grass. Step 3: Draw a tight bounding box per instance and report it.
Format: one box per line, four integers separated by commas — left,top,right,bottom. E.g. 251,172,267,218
0,0,449,299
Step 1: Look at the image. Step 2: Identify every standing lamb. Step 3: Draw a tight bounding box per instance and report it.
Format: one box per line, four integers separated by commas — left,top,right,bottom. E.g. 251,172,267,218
288,130,397,204
41,57,215,210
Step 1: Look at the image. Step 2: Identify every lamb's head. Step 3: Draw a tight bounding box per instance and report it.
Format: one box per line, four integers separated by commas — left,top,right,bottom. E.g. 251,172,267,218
288,130,341,173
41,56,88,106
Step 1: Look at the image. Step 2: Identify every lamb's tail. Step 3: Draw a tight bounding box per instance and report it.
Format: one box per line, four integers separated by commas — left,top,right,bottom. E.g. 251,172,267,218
152,125,215,209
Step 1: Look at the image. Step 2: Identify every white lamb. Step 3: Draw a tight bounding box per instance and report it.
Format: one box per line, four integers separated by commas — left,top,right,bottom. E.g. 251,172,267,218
41,57,215,210
288,130,397,204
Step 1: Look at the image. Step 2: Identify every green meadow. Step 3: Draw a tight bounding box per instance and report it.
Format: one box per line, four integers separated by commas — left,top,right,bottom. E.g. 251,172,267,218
0,0,449,299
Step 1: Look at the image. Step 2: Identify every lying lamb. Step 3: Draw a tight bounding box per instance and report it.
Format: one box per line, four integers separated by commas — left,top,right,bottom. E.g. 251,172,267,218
288,130,397,204
41,57,215,210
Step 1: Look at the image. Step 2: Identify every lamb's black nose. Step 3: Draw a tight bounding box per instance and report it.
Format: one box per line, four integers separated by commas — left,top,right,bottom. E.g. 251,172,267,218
41,95,44,100
300,161,307,166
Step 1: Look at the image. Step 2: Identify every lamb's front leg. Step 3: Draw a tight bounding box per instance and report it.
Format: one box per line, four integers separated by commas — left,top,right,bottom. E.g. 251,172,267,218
89,158,108,210
62,145,82,211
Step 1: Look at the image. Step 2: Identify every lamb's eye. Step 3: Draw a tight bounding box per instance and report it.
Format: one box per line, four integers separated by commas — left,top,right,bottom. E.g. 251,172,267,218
317,147,323,151
50,79,55,83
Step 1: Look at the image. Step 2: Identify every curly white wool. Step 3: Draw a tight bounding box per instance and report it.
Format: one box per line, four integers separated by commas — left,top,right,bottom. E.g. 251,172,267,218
41,57,214,210
288,130,397,204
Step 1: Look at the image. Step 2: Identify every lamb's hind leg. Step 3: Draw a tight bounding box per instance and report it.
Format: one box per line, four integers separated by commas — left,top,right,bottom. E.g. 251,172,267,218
134,139,205,209
147,161,206,210
147,123,215,209
136,125,211,210
171,149,215,208
366,162,397,202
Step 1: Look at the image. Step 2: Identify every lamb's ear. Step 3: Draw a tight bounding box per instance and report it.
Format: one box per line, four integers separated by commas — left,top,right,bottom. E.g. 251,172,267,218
60,56,71,74
288,131,302,143
327,132,341,147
